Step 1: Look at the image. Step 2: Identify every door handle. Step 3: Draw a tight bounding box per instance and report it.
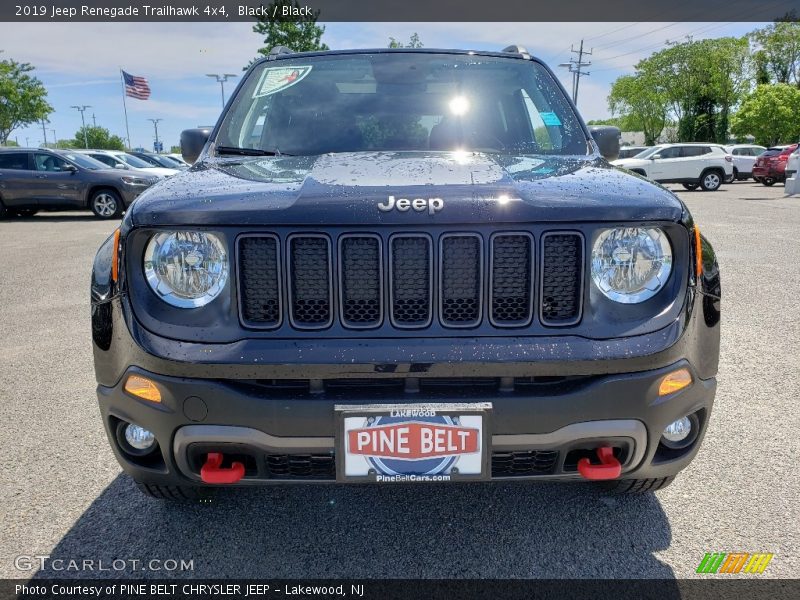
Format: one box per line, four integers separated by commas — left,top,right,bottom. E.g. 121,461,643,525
36,175,47,179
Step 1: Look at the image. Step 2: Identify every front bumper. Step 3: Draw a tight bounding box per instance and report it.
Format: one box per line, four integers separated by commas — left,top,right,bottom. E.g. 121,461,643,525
94,284,719,486
99,360,715,485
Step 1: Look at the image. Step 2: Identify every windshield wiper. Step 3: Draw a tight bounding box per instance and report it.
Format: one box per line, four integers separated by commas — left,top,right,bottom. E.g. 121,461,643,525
216,146,292,157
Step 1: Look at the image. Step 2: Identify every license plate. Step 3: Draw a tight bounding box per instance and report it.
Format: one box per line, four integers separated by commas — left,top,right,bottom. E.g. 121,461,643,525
335,402,491,483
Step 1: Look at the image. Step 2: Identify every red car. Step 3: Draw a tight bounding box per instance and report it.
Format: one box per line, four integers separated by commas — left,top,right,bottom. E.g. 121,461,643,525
752,144,799,186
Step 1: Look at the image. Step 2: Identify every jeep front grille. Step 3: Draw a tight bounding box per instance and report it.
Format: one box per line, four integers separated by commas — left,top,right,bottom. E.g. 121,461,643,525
389,234,432,328
287,234,333,329
237,230,584,331
540,232,584,326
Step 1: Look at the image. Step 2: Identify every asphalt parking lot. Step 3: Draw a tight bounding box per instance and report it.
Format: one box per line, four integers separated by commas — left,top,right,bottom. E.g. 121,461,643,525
0,181,798,580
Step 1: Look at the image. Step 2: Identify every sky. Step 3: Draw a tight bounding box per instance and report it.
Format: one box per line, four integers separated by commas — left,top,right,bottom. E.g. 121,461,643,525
0,21,765,151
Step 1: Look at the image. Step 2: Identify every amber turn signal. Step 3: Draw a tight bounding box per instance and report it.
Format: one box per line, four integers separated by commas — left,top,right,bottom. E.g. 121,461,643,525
124,375,162,403
658,368,693,396
111,228,121,282
694,226,703,278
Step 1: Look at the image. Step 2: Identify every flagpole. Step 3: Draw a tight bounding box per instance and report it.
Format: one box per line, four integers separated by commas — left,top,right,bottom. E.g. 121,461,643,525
120,68,131,150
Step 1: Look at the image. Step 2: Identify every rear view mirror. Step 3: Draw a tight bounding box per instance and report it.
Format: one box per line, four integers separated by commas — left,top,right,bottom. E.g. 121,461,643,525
180,128,212,164
588,126,621,161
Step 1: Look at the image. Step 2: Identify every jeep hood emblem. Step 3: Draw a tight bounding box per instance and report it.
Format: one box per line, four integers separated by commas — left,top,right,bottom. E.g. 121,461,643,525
378,195,444,215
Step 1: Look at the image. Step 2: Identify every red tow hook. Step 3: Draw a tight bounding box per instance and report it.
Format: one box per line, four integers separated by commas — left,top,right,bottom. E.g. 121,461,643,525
577,446,622,480
200,452,245,484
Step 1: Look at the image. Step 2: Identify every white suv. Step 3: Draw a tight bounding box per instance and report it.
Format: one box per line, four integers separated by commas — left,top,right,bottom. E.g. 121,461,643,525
612,143,733,191
725,144,766,180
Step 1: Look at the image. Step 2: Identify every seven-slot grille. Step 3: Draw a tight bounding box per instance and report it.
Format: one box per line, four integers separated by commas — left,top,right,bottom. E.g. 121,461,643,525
237,231,584,330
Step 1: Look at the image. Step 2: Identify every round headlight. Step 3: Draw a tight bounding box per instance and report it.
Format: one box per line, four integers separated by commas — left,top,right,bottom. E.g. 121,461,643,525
591,227,672,303
144,231,228,308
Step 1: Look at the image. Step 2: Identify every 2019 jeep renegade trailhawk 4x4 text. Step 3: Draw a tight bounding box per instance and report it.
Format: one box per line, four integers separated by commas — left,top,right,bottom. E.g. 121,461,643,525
90,46,720,500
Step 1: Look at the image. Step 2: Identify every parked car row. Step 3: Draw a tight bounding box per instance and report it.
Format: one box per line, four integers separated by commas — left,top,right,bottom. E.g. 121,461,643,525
613,142,800,189
0,147,169,219
612,143,734,191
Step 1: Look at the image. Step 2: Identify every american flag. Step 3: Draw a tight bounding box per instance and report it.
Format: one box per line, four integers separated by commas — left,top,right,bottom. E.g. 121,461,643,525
122,70,151,100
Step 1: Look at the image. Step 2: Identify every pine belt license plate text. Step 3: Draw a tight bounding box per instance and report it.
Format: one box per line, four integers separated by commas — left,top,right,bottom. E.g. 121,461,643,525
335,403,492,482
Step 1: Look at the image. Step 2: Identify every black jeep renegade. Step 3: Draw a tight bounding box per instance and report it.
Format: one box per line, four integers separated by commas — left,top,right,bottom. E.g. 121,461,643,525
91,46,720,500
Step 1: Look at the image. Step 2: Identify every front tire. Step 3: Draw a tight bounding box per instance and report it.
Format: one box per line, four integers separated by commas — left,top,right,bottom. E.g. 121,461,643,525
14,208,38,218
762,177,776,187
0,198,8,220
602,476,675,495
135,482,215,502
700,170,723,191
90,189,122,219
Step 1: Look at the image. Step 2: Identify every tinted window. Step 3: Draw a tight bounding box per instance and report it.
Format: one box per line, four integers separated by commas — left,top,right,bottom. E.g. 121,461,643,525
657,147,681,159
732,148,743,156
34,153,69,171
117,153,153,168
90,154,119,167
59,153,108,170
0,152,29,170
219,53,588,156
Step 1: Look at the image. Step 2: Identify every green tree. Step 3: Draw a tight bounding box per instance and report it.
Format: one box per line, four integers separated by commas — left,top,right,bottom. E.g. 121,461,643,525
0,53,52,144
249,0,328,67
608,72,668,145
72,125,125,150
731,83,800,146
749,22,800,86
608,37,750,144
388,33,423,49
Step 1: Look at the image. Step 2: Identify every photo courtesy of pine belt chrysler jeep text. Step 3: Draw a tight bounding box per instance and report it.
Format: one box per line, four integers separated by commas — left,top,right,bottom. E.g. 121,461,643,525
90,46,721,501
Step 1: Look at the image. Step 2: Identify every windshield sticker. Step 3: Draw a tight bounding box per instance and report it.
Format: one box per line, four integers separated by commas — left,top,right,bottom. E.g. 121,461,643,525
540,112,562,127
253,66,312,98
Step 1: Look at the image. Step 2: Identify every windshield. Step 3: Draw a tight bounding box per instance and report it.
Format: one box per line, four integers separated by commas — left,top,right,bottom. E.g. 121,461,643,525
59,152,108,170
117,153,154,168
217,52,589,157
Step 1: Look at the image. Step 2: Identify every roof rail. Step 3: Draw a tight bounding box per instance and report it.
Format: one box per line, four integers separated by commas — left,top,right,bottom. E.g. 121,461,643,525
267,46,293,60
502,45,530,59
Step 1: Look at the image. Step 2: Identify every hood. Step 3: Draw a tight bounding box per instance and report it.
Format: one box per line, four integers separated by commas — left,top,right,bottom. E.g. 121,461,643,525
129,151,683,227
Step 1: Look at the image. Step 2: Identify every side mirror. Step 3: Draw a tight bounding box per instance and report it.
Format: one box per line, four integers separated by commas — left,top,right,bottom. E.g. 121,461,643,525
114,164,127,170
651,154,662,160
63,164,78,173
180,128,212,164
588,126,621,161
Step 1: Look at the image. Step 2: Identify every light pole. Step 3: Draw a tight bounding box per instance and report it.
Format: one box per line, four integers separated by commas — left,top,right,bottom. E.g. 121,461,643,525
71,105,91,148
50,129,56,148
206,74,237,109
40,118,48,147
148,118,162,153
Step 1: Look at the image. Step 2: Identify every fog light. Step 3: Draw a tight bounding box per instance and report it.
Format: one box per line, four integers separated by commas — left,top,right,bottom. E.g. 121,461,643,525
125,424,156,450
124,375,162,403
658,368,692,396
663,417,692,443
660,413,700,450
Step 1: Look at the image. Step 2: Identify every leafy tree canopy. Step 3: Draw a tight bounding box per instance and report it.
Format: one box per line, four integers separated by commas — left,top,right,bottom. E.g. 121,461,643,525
749,22,800,86
0,53,52,144
730,83,800,146
249,0,328,68
388,33,423,49
72,125,126,150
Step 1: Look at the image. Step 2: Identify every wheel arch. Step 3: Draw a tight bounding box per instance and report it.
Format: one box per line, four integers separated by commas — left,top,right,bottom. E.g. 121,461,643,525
86,184,123,208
